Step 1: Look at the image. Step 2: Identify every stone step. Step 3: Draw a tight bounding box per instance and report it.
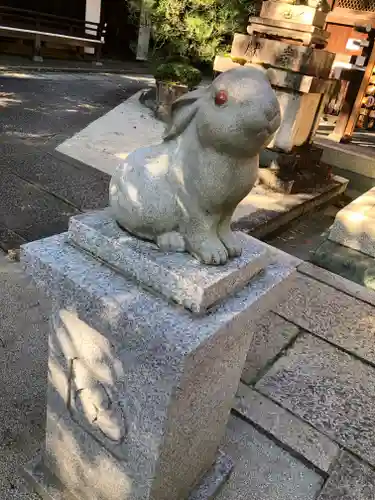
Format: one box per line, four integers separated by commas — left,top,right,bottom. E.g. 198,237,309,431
298,261,375,305
329,186,375,258
317,451,375,499
217,415,324,500
256,333,375,468
273,271,375,365
234,384,340,473
312,239,375,292
241,312,299,385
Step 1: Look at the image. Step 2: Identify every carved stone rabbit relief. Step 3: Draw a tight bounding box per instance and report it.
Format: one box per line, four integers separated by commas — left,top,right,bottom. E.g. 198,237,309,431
110,66,281,265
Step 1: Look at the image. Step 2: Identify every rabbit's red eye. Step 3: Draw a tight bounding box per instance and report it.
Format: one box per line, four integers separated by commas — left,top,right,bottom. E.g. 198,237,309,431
215,90,228,106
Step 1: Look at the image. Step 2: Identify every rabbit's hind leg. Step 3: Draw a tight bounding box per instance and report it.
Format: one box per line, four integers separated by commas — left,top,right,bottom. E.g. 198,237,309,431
156,232,186,253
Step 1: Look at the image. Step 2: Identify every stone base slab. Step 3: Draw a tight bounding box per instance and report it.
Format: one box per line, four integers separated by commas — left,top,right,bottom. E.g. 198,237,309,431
213,56,335,94
259,2,328,28
299,261,375,306
248,23,323,46
68,210,271,314
248,17,329,46
24,451,234,500
235,384,340,473
249,16,329,37
268,67,335,94
316,137,375,184
231,34,334,79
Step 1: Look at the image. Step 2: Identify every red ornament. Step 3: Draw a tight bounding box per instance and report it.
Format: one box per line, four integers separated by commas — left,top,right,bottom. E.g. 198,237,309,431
215,89,228,106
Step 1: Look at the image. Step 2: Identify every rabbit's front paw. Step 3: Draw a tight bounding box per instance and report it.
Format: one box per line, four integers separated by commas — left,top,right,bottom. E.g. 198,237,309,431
219,230,242,258
188,237,228,266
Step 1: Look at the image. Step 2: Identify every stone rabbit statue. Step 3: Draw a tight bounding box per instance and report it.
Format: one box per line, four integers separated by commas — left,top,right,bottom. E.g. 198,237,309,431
110,66,281,265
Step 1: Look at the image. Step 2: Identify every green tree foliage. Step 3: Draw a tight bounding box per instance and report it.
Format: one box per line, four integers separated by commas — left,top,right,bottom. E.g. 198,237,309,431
130,0,259,63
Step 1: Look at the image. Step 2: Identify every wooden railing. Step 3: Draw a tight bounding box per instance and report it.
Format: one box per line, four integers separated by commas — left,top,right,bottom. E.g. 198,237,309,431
0,6,106,41
0,6,107,61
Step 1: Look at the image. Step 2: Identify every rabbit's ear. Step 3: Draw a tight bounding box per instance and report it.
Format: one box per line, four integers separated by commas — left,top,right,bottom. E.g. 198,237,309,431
164,87,207,141
265,67,276,84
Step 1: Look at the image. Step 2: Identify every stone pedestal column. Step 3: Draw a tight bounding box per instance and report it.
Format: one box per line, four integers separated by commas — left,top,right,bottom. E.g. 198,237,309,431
213,0,339,194
21,210,296,500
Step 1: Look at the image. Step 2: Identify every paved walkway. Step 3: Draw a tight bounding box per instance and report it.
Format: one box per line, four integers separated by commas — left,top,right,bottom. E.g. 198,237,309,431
237,259,375,499
2,249,375,498
0,54,151,76
0,72,148,252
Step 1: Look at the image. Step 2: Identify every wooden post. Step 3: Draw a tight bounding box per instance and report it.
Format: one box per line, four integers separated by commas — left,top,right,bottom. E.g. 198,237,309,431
85,0,102,55
33,34,43,62
328,71,363,142
136,0,151,61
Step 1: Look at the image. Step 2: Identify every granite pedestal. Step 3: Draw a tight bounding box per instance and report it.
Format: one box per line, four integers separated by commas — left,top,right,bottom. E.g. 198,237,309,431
21,210,296,500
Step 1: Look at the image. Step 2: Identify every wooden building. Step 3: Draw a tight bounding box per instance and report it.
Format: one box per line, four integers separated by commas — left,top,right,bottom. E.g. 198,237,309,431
0,0,137,60
320,0,375,140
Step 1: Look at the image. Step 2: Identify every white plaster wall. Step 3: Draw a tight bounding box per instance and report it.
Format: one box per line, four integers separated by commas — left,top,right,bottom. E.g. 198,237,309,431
85,0,102,54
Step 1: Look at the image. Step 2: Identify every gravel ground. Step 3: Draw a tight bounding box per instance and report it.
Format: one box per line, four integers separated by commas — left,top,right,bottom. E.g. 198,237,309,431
0,254,49,499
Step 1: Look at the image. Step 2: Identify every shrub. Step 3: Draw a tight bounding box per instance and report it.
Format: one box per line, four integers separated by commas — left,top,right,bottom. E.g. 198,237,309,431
165,55,191,65
154,62,202,88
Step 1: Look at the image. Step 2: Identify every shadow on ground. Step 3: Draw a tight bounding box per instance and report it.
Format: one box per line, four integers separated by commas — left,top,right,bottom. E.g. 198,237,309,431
0,72,149,250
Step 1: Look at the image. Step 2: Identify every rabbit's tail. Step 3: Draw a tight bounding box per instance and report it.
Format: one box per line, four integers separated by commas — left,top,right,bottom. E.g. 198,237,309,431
156,232,186,253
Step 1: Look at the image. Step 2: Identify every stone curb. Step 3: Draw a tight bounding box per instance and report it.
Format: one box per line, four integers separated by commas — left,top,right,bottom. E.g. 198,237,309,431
0,65,152,76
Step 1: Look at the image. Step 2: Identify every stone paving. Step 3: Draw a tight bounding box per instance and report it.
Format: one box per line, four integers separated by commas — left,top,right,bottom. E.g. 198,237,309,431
0,54,151,76
231,261,375,499
0,72,147,251
1,246,375,498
